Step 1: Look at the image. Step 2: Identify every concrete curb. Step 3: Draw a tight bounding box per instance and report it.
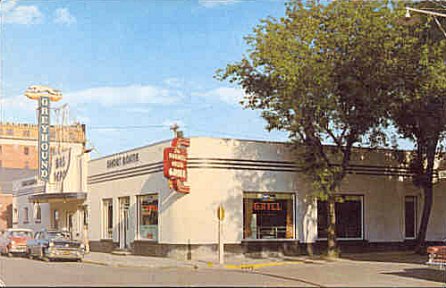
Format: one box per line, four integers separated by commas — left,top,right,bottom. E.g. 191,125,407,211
82,259,109,266
83,258,199,270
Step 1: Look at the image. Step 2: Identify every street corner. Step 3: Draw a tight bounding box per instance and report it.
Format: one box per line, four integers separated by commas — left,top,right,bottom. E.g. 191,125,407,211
223,260,305,270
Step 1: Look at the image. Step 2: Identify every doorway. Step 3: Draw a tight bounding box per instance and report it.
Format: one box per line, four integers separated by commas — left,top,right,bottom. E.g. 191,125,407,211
119,197,130,249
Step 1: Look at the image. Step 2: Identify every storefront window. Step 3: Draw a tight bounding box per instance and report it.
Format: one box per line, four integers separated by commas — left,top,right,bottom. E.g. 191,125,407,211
317,195,363,239
243,192,294,240
138,195,158,241
102,199,113,239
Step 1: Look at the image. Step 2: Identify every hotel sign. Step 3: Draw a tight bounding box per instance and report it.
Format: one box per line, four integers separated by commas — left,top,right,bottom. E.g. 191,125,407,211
163,137,190,193
39,96,51,181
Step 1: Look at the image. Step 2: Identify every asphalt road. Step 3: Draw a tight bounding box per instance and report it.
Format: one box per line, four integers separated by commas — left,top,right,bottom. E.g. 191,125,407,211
0,252,444,287
0,256,311,287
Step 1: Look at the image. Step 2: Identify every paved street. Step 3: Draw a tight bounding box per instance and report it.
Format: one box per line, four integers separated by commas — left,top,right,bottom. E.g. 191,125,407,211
0,252,444,286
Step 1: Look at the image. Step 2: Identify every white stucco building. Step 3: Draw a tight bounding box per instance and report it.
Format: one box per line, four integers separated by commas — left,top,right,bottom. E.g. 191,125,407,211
13,142,90,242
86,137,446,259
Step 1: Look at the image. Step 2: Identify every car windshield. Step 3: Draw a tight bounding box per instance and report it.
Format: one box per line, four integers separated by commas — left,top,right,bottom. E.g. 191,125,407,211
47,231,71,240
10,231,32,237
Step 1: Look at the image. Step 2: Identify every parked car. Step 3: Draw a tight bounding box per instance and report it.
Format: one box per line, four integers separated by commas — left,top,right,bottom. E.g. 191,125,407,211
27,229,85,262
0,228,33,257
427,244,446,267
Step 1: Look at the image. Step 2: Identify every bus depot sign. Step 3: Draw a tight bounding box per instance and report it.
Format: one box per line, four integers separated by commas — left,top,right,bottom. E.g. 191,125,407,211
50,148,71,183
163,137,190,193
25,85,63,182
39,96,51,181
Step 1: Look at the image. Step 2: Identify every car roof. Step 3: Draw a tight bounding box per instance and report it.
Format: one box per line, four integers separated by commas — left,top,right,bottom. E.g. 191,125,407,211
5,228,33,232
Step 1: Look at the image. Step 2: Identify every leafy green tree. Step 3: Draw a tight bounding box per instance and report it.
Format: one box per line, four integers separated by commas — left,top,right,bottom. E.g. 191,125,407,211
217,0,402,257
391,1,446,253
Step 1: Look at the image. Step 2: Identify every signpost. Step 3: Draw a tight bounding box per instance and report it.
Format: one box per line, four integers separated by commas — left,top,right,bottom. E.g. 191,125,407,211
217,205,225,264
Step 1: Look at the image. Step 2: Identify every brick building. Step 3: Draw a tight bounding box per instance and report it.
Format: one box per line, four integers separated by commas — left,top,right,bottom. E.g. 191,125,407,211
0,122,86,194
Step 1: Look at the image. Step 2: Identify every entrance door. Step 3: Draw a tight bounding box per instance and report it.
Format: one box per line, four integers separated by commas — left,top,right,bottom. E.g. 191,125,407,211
119,197,130,249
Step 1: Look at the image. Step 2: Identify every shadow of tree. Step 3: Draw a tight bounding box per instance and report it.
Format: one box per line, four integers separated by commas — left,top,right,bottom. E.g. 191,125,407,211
383,268,446,284
341,251,427,265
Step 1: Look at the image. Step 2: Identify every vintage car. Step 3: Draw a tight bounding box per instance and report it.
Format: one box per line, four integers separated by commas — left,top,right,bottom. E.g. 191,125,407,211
0,228,33,257
427,244,446,267
27,229,85,262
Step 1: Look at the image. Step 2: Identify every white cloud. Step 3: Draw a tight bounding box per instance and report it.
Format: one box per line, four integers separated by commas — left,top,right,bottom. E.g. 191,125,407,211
1,0,43,25
198,0,240,8
163,78,184,88
193,87,245,106
54,8,76,25
0,95,36,111
63,84,184,107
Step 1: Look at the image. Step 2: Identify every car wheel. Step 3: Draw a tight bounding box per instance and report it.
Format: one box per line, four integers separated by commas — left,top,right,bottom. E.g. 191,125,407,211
6,249,12,258
27,250,33,259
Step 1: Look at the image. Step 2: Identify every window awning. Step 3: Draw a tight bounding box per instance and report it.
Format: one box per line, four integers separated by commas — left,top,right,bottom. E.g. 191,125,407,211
28,192,87,203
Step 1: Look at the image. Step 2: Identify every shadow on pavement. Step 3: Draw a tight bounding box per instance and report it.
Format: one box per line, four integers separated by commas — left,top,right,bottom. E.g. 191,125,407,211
383,268,446,284
341,251,427,265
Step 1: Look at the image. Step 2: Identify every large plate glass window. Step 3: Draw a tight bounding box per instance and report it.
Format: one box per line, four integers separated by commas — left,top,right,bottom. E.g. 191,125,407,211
243,192,294,240
137,194,158,241
405,196,417,239
102,199,113,239
317,195,363,239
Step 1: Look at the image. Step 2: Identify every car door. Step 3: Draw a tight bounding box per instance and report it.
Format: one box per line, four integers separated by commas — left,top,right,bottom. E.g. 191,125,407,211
0,232,5,253
30,232,40,256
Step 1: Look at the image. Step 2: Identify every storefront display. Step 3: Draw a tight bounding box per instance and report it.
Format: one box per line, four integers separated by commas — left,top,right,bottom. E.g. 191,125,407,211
243,192,294,240
138,195,158,241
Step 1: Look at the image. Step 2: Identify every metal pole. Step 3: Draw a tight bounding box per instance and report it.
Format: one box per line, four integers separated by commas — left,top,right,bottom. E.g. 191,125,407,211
218,218,224,264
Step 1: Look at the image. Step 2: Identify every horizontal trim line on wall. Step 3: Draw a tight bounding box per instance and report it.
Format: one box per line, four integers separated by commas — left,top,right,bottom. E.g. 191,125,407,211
88,162,163,181
88,168,163,185
189,158,414,173
88,157,420,185
17,188,45,196
188,165,414,177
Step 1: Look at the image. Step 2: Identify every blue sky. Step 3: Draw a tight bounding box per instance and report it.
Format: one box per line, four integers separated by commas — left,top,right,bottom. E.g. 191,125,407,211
0,0,290,157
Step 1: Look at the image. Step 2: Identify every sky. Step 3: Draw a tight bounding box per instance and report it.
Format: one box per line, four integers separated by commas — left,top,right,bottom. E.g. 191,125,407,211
0,0,290,158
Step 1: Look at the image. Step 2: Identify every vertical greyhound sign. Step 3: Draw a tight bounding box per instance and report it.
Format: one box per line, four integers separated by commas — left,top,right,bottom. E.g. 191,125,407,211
25,85,63,182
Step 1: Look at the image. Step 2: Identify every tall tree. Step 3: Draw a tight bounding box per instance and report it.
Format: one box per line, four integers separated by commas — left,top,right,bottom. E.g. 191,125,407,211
391,2,446,253
217,0,401,257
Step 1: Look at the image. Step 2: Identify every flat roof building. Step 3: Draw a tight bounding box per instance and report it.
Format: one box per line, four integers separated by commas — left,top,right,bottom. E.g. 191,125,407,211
86,136,446,260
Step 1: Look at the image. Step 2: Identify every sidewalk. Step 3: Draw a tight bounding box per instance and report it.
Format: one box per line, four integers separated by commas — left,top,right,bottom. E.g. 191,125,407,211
82,251,315,270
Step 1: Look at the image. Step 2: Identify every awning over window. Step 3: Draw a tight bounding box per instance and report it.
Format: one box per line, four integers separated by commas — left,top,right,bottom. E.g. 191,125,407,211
28,192,87,203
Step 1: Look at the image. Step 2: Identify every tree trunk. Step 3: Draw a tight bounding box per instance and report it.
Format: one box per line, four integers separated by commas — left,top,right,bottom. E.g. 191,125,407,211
415,139,437,254
327,193,338,258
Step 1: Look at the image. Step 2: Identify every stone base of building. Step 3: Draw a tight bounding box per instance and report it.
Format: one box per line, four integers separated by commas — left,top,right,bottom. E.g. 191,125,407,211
89,239,118,253
89,239,439,259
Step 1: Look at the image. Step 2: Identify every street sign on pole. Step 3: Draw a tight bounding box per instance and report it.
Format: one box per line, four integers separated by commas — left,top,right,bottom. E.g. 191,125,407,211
217,205,225,264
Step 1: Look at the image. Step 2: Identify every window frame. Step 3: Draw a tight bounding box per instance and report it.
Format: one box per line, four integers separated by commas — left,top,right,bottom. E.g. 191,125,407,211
13,208,18,224
23,207,29,224
136,194,159,242
34,203,42,223
316,194,365,241
102,198,113,240
242,192,296,242
404,195,417,240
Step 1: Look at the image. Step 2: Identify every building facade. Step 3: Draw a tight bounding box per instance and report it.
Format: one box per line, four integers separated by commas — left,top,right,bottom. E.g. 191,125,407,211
87,137,446,260
0,122,86,194
11,122,89,241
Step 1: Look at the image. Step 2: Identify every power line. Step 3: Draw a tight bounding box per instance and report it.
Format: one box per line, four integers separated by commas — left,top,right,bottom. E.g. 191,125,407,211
88,124,171,130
